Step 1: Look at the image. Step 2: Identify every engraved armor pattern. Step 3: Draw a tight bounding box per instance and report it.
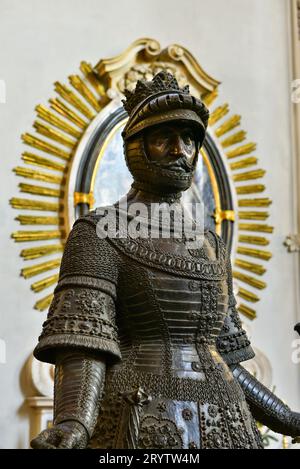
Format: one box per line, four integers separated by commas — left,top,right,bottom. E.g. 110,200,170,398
35,213,262,449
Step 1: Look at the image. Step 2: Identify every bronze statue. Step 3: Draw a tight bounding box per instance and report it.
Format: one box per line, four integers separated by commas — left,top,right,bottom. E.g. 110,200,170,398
31,72,300,449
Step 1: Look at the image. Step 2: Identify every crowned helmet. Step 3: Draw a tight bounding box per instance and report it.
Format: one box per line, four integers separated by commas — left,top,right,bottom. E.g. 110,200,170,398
122,71,209,195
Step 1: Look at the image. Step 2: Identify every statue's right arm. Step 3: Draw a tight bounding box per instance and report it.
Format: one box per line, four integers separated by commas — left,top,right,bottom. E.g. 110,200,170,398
31,350,106,449
31,216,122,448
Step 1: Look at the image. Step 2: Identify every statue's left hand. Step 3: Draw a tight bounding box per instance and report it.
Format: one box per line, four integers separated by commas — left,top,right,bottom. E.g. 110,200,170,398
30,420,88,449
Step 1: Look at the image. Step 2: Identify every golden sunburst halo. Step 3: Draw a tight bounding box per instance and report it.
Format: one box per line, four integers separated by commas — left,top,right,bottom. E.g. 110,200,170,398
10,38,273,320
10,59,108,311
202,94,273,320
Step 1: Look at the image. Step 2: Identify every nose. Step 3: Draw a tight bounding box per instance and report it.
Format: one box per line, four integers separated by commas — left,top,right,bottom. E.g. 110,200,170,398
169,135,185,157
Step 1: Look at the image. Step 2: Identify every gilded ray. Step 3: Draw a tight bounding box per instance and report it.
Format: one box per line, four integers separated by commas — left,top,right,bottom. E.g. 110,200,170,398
238,304,256,320
49,98,87,129
235,258,266,275
14,167,62,184
15,215,60,225
19,183,62,198
35,293,54,311
54,82,95,120
236,246,272,260
236,184,265,195
221,131,247,148
238,211,269,221
215,115,241,137
201,90,218,107
208,104,229,125
230,157,258,171
238,223,274,233
35,104,82,138
238,235,270,246
10,198,59,211
233,170,266,182
233,271,266,289
21,259,61,279
12,230,62,242
80,61,106,97
226,143,257,159
21,244,63,260
69,75,101,112
22,152,65,172
238,288,260,303
238,198,272,208
22,133,70,160
31,274,59,293
33,121,77,148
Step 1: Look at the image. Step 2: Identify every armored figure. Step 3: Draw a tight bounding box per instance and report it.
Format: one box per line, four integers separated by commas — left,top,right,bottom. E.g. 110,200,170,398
31,72,300,449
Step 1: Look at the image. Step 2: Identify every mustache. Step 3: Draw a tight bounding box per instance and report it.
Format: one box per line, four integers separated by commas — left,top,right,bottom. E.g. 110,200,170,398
156,155,194,171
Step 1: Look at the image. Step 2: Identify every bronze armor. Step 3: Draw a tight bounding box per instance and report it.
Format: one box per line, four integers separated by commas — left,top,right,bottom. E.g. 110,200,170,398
34,210,263,449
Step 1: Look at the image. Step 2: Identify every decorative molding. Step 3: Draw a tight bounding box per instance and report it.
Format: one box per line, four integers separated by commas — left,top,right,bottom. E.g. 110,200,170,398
284,234,300,252
24,355,54,443
26,354,54,398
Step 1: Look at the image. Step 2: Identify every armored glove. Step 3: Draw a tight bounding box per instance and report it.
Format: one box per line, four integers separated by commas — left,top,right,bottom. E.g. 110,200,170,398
231,364,300,438
31,350,106,449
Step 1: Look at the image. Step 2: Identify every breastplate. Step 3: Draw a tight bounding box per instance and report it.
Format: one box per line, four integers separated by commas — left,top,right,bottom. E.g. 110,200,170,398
109,232,229,380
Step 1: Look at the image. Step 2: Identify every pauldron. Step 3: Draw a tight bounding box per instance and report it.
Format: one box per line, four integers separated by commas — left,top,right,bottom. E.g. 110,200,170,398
34,215,122,365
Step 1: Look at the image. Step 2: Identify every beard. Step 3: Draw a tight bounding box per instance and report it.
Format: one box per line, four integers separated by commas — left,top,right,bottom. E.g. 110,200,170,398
138,162,194,194
124,135,198,195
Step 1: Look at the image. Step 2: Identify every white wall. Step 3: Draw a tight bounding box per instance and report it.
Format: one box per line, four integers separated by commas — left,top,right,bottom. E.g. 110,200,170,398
0,0,299,449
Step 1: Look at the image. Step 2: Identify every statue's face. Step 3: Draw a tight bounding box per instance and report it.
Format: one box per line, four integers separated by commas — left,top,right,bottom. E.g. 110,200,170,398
144,121,197,171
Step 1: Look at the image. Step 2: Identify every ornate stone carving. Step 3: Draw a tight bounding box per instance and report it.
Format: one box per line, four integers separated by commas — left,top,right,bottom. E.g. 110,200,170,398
284,234,300,252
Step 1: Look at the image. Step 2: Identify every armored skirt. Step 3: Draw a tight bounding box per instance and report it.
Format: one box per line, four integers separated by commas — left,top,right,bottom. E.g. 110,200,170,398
34,211,263,449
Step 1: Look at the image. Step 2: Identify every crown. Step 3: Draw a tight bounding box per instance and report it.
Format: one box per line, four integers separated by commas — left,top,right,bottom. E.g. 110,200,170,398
122,71,190,115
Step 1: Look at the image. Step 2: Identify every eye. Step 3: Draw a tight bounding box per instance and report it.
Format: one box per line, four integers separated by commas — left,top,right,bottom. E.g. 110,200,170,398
183,132,193,144
150,132,170,145
153,136,167,146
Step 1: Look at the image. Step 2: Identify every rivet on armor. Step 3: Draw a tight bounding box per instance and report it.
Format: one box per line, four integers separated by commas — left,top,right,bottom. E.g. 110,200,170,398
157,401,167,413
182,408,193,421
188,441,198,449
191,362,202,372
188,280,200,291
207,405,219,419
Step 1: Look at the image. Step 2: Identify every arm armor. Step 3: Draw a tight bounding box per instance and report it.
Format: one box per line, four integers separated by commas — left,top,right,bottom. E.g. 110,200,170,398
53,350,106,440
231,364,300,437
33,215,122,365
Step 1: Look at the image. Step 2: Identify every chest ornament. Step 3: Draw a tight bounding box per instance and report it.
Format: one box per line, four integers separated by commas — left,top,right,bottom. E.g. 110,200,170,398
109,237,226,280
